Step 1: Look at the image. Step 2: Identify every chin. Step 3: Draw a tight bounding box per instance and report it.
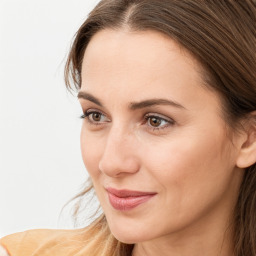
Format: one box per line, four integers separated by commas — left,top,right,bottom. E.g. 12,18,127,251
112,231,148,244
108,220,155,244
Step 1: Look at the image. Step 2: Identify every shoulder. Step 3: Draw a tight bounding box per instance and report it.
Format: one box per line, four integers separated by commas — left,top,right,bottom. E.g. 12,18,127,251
0,245,9,256
0,228,88,256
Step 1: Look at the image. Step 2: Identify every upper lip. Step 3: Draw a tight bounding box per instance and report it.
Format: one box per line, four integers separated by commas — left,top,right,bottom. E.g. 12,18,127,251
106,187,157,198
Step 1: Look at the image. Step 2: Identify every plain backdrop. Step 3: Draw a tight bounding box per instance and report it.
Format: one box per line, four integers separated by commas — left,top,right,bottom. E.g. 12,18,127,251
0,0,101,237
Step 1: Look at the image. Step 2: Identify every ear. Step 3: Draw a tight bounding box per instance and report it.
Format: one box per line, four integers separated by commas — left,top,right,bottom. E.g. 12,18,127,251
236,111,256,168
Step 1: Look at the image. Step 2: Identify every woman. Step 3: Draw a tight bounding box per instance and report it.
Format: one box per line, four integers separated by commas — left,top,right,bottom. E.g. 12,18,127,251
1,0,256,255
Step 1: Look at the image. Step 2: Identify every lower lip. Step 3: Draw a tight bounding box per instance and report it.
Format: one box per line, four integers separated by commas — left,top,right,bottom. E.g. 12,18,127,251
107,193,156,211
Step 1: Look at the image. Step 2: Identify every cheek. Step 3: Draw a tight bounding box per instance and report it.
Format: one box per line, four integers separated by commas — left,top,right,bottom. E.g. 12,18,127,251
80,128,103,178
144,124,232,180
143,135,218,180
143,130,236,214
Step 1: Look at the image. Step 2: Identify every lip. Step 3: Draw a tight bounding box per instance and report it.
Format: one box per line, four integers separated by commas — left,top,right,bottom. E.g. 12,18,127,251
106,187,157,211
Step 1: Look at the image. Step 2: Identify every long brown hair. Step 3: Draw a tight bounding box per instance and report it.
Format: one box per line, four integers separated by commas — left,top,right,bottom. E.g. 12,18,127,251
65,1,256,255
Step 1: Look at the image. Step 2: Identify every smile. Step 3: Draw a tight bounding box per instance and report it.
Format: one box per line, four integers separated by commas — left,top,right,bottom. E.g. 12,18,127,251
106,187,157,211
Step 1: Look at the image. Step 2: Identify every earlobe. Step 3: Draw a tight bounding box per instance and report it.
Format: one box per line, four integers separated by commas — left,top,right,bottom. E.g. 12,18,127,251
236,112,256,169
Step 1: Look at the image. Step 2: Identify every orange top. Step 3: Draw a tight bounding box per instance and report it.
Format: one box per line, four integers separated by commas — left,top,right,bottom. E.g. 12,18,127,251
0,229,90,256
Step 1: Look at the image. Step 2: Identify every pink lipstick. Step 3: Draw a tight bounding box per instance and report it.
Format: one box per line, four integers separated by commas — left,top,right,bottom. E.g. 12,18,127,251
106,187,157,211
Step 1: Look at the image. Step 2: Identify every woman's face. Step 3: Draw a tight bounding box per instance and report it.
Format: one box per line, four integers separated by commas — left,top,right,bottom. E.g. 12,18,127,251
79,29,244,243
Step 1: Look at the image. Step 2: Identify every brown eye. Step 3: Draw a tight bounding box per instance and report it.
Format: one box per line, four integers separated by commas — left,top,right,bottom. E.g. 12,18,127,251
149,117,162,127
91,112,102,122
145,114,174,131
83,110,110,124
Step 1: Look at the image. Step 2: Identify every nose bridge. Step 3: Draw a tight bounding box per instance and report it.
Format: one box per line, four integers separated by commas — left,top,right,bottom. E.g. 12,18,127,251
99,122,139,177
105,125,126,158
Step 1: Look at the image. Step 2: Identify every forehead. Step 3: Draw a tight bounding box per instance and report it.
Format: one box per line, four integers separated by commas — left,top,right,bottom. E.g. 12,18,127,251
80,29,220,113
82,29,199,77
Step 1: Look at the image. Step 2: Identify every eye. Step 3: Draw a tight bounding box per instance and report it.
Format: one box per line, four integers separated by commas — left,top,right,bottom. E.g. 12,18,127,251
80,110,110,125
144,114,174,130
148,116,166,127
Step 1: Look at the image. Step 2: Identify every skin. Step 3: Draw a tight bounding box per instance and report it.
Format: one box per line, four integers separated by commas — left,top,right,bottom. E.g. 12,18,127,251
78,29,245,256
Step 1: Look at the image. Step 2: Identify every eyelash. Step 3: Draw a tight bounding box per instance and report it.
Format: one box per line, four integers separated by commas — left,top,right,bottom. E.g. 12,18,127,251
143,114,174,131
80,111,109,126
80,110,175,131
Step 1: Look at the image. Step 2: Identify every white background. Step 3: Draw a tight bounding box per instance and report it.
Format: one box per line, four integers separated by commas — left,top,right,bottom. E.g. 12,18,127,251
0,0,100,237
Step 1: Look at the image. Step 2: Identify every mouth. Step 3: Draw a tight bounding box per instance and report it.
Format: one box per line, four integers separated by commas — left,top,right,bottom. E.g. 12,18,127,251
106,187,157,211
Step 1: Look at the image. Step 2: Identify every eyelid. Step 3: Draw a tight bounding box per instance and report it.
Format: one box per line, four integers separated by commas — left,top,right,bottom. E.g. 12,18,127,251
143,112,175,132
82,108,104,115
81,108,110,123
144,113,175,123
80,109,175,133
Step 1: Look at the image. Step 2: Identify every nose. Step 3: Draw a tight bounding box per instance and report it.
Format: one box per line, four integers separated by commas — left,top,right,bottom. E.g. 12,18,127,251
98,126,140,177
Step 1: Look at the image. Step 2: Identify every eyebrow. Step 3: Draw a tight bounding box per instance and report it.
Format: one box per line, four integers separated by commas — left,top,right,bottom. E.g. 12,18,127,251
129,98,186,110
77,91,103,107
77,91,186,110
